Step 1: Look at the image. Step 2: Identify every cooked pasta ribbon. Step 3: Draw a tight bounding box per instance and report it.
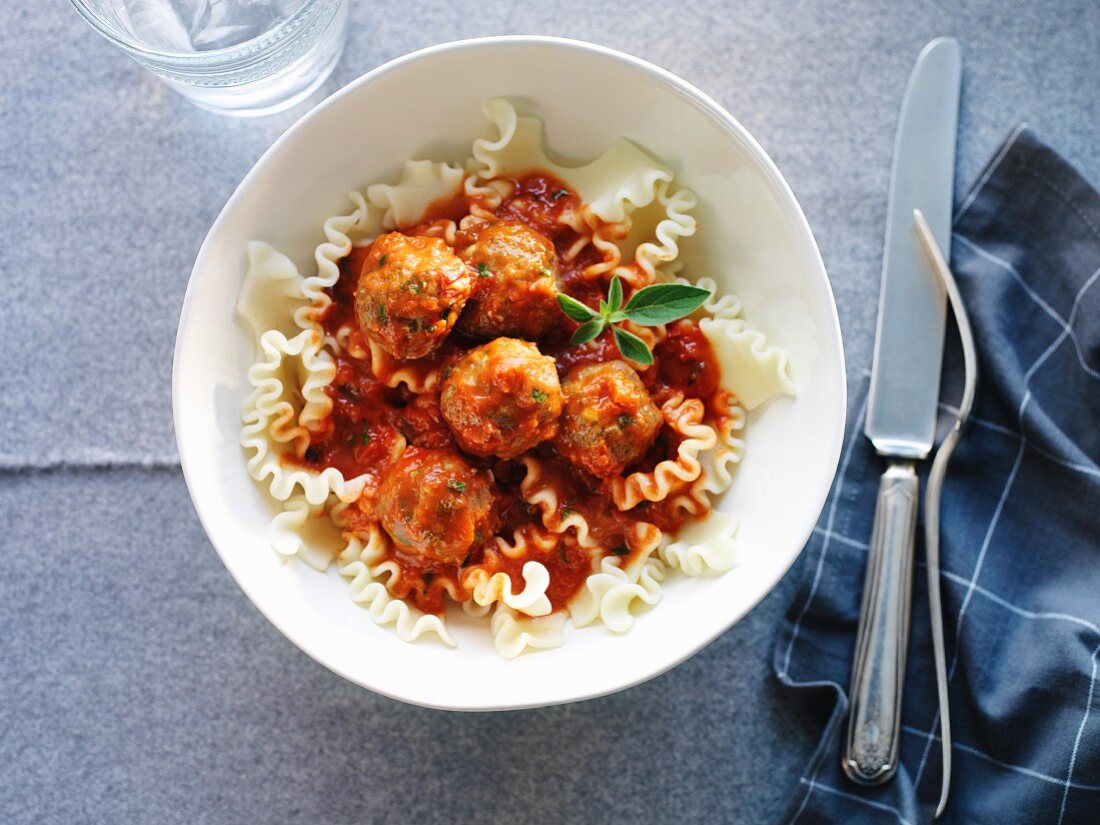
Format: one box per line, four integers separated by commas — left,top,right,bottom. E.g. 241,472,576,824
235,99,797,656
611,395,718,510
335,525,455,646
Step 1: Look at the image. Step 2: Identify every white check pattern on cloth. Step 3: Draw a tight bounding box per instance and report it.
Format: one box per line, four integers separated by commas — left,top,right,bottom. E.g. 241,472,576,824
780,132,1100,824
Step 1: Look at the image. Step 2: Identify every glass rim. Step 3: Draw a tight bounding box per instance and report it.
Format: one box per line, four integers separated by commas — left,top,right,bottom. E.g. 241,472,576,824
67,0,336,63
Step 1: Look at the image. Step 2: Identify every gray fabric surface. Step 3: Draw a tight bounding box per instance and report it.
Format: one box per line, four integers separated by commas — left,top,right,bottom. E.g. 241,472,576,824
1,470,810,823
1,1,1098,822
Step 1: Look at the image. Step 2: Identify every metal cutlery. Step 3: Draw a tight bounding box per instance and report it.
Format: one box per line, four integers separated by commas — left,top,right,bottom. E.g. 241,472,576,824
843,36,961,790
914,208,979,818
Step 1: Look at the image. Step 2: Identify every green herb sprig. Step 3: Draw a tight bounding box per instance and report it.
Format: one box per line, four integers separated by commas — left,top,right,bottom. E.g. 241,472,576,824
556,275,712,365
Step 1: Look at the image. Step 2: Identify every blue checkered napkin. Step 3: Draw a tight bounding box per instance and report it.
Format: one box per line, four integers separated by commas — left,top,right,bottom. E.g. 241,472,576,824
773,128,1100,825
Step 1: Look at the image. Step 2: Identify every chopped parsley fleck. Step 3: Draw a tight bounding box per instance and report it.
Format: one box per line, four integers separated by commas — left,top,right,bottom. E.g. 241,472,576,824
559,546,569,565
477,263,490,278
532,388,548,403
377,254,387,267
360,424,371,446
408,281,421,294
447,479,467,493
611,545,629,556
407,319,420,332
551,188,569,200
618,414,633,429
443,366,453,379
539,266,553,279
377,304,387,324
560,505,576,519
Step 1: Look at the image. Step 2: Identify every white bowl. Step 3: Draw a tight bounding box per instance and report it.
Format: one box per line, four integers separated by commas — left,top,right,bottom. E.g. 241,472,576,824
173,36,846,711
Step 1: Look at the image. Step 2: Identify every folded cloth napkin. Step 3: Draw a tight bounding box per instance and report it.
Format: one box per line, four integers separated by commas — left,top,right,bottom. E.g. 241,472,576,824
773,127,1100,824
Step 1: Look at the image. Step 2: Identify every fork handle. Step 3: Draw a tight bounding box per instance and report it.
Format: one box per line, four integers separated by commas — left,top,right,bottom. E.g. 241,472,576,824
843,460,918,784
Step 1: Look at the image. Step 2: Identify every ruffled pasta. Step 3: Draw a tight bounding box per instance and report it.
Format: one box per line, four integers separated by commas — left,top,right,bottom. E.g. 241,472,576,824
335,525,454,646
298,191,379,334
611,395,718,510
614,179,698,289
367,159,466,230
462,560,553,617
238,242,308,342
519,456,600,549
269,493,345,572
569,550,666,632
365,339,441,392
461,524,559,616
493,523,559,559
698,315,794,411
240,330,363,505
660,509,740,576
490,605,567,659
471,98,673,225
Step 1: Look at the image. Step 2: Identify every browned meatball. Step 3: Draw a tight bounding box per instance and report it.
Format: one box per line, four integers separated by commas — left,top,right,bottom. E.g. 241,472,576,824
554,360,663,478
456,221,560,340
376,447,494,564
354,232,472,360
440,338,562,459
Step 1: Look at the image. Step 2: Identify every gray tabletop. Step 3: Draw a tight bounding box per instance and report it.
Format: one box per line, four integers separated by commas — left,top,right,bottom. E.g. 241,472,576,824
3,2,1099,823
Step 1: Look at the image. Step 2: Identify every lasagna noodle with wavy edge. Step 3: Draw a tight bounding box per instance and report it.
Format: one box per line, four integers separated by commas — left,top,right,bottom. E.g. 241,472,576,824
610,394,719,510
472,98,697,287
237,100,796,655
568,523,665,632
658,399,746,575
675,275,795,411
334,524,454,646
461,546,554,618
490,605,567,659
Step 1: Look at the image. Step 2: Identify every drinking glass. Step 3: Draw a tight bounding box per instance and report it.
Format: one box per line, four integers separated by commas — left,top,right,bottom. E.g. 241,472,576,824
68,0,350,117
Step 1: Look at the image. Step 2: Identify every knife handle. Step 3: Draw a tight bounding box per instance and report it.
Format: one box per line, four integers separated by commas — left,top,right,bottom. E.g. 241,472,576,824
843,460,918,785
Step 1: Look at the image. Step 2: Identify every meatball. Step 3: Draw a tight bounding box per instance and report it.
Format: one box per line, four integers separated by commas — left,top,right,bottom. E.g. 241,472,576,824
354,232,472,360
554,360,663,479
440,338,562,459
376,448,494,564
456,221,561,340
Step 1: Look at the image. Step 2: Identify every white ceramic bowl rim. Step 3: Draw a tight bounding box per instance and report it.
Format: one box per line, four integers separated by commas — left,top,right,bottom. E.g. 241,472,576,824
173,35,846,710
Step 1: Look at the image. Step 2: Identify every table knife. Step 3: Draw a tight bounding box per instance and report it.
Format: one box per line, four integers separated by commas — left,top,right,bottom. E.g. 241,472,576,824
843,37,961,786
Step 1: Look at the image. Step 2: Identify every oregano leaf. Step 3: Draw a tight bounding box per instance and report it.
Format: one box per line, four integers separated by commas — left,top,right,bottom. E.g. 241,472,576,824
570,318,606,345
557,293,600,323
612,325,654,364
608,274,623,313
621,283,712,326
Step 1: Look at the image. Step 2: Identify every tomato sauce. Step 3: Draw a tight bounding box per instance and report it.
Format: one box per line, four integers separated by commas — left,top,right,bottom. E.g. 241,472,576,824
385,550,467,615
295,168,723,616
487,539,593,613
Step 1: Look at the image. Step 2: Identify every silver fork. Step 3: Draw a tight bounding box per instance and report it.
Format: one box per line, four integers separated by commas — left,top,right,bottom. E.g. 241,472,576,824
913,209,979,819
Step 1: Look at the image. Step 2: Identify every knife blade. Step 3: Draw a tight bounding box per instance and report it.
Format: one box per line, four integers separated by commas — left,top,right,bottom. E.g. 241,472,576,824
843,37,961,787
